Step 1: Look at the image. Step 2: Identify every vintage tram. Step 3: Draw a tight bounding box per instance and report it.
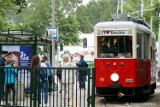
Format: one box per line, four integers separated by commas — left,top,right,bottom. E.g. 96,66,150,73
94,14,157,98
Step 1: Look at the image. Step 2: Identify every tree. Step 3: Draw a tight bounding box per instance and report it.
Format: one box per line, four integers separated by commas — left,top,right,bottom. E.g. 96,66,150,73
76,5,92,33
76,0,159,39
20,0,82,45
123,0,158,39
21,0,51,35
0,0,27,31
58,14,80,45
76,0,118,33
154,0,160,39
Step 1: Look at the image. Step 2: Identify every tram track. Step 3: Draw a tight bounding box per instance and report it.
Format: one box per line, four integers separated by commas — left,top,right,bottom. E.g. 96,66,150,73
95,81,160,107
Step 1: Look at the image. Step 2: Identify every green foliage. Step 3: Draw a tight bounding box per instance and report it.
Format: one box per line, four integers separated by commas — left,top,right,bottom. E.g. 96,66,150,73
76,0,118,33
21,0,51,35
58,14,80,45
76,5,92,33
0,0,28,31
19,0,81,45
56,0,82,14
76,0,159,39
122,0,158,38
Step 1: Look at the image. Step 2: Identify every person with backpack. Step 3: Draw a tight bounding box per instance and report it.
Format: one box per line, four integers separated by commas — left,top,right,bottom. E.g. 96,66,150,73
76,55,88,89
39,59,49,106
43,55,57,93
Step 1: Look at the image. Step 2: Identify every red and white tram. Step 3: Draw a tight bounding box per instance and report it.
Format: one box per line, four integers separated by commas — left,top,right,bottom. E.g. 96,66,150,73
94,14,157,98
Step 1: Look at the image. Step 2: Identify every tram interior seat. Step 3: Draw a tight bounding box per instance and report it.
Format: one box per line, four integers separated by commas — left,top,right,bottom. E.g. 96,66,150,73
100,53,131,58
100,54,113,58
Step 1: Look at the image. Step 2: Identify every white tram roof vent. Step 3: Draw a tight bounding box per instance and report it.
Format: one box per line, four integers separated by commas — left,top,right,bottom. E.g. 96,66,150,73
113,13,131,21
112,13,150,29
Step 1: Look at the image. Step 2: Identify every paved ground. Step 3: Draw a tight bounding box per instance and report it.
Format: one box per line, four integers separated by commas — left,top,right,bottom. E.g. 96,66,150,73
0,78,91,107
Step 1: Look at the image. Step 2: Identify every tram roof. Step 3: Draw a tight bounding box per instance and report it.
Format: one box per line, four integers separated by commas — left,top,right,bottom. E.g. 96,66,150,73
94,13,155,37
96,21,150,31
94,21,136,29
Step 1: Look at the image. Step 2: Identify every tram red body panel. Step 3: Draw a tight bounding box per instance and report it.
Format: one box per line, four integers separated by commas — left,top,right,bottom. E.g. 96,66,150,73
95,58,151,88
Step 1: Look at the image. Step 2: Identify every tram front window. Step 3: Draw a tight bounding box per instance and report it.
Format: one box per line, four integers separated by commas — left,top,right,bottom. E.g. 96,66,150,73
99,36,132,58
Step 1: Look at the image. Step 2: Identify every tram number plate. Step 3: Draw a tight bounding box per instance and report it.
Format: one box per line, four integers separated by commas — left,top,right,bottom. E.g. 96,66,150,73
125,79,133,82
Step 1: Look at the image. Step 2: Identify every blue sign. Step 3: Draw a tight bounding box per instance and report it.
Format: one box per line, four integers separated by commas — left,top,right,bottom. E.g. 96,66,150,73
47,27,58,41
20,45,32,66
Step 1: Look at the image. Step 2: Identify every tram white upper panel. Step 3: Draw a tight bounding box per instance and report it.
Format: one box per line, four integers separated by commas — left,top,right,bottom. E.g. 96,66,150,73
94,21,155,39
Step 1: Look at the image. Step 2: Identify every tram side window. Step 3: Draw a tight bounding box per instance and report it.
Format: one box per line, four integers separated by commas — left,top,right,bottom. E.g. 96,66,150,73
126,36,132,57
144,33,149,59
137,33,142,58
151,38,156,60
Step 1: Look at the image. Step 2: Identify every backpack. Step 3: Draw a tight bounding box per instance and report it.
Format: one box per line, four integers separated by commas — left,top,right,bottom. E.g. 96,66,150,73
39,64,47,81
40,70,47,81
57,67,62,80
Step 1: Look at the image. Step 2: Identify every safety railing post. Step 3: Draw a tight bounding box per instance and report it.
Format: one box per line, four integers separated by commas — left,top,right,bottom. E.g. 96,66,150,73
91,68,95,107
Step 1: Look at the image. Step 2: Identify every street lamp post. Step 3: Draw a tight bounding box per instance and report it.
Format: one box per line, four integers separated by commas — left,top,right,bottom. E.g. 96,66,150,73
51,0,55,67
158,0,160,79
121,0,123,13
150,0,153,30
117,0,125,13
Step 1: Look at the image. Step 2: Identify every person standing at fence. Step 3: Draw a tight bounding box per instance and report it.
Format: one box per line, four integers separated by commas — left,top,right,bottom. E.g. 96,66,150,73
0,51,8,102
76,55,88,89
61,54,76,106
39,59,49,106
30,55,49,106
4,58,17,105
30,55,41,105
57,61,62,82
43,55,57,93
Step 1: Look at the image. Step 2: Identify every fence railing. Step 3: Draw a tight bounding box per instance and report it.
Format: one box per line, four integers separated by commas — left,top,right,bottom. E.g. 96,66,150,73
0,67,95,107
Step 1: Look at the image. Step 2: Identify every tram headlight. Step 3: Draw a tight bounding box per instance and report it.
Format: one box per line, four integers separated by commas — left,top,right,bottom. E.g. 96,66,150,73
110,73,119,82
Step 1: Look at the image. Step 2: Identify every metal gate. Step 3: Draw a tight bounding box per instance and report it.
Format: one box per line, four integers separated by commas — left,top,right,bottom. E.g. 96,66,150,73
0,67,95,107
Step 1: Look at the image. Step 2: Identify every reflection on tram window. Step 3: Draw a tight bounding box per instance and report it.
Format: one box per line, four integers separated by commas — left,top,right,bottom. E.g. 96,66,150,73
99,36,132,58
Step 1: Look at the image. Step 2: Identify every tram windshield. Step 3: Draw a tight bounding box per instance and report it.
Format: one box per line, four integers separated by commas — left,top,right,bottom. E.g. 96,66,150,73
98,36,132,58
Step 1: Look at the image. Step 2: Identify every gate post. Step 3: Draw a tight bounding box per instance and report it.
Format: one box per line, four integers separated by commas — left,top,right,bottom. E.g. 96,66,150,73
87,68,90,107
30,67,38,107
91,68,95,107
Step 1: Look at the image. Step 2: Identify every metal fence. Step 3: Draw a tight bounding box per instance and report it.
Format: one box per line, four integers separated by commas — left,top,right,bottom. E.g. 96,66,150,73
0,67,95,107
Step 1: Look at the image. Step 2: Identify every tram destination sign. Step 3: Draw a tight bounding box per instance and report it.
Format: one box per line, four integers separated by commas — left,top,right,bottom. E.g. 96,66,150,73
102,30,128,35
